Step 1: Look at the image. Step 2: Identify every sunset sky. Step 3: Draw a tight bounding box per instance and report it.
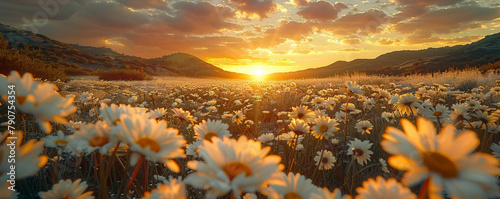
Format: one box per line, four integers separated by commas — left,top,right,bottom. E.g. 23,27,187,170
1,0,500,75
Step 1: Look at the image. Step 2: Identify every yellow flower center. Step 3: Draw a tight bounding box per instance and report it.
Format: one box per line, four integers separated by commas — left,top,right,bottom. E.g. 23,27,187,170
353,148,364,156
222,161,252,181
433,111,442,116
297,113,304,119
113,119,120,126
135,137,160,153
285,192,302,199
319,125,328,133
55,140,68,146
421,151,458,178
88,136,109,147
204,132,218,141
17,96,27,105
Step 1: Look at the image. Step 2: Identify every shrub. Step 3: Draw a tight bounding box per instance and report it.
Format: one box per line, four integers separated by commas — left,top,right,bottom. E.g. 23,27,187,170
97,69,151,81
456,79,478,91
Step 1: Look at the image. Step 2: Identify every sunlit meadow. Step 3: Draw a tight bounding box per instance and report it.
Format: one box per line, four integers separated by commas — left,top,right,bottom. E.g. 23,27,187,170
1,69,500,199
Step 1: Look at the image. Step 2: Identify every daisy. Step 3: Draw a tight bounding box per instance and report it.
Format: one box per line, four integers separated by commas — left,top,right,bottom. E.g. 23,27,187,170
314,150,336,170
41,131,71,155
0,131,48,180
421,104,452,123
355,120,373,134
143,178,186,199
311,116,339,138
335,111,347,123
232,110,246,124
0,71,77,133
114,114,186,171
381,112,397,123
346,138,373,166
258,133,275,144
450,104,471,123
380,158,389,173
289,119,310,136
376,89,391,101
340,103,360,115
148,108,168,119
194,119,231,141
346,81,364,95
99,103,148,127
69,121,116,154
363,98,375,110
312,97,326,107
277,131,304,147
311,187,351,199
355,176,416,199
394,94,422,116
325,97,337,110
38,179,94,199
184,136,284,198
79,92,93,104
381,118,500,199
270,172,319,199
289,106,315,123
186,140,203,158
172,108,195,125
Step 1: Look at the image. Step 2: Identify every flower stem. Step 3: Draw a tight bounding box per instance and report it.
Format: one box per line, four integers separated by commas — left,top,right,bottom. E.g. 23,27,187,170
125,155,144,197
418,178,430,199
288,134,298,173
52,155,60,185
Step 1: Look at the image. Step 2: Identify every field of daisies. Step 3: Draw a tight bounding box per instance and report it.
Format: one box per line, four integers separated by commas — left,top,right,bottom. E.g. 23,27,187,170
1,69,500,199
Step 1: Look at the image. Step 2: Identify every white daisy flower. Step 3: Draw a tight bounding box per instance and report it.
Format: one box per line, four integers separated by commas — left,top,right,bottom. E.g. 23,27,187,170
184,136,284,198
194,119,231,141
69,121,116,154
311,187,351,199
270,172,319,199
114,114,186,171
0,71,77,133
258,133,275,144
314,150,336,170
311,116,339,139
355,176,416,199
289,106,315,123
289,119,310,136
347,138,373,166
38,179,94,199
381,117,500,199
346,81,364,95
143,178,186,199
355,120,373,135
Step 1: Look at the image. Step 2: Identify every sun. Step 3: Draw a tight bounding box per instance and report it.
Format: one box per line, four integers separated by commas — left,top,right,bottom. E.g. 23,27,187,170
253,69,266,76
252,68,267,80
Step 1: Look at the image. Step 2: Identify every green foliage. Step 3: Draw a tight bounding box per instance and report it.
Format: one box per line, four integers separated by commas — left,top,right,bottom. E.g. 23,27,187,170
97,69,151,81
0,34,66,80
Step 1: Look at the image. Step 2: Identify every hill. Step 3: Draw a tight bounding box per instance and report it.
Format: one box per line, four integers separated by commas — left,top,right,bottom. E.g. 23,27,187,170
0,23,252,80
267,33,500,79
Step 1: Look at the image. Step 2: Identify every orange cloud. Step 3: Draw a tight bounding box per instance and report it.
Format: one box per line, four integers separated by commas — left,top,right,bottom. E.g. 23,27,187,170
394,6,500,35
228,0,281,19
297,1,347,21
320,9,390,36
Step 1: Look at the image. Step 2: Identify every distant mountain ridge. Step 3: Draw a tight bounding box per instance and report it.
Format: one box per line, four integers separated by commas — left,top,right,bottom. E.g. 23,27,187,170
0,23,252,79
267,33,500,79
